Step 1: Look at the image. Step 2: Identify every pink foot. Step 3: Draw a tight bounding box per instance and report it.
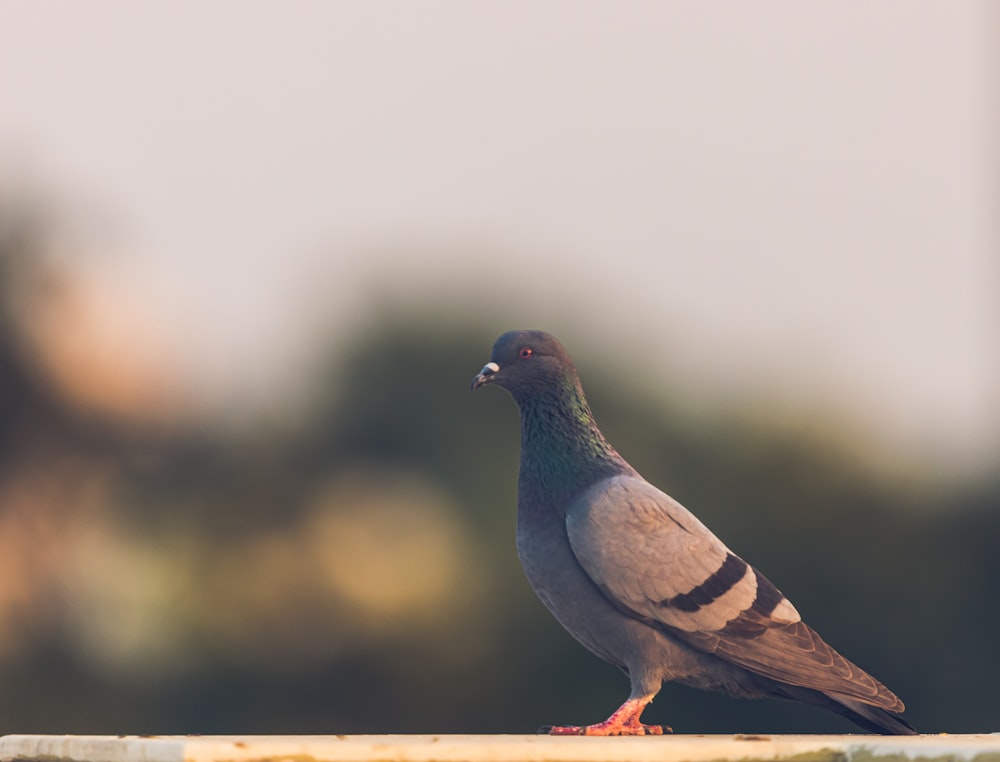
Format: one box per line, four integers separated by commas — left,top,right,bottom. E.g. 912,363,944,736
547,721,667,736
546,696,672,736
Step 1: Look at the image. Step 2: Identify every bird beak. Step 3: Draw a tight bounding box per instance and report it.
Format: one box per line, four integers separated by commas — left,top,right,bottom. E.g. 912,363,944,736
471,361,500,390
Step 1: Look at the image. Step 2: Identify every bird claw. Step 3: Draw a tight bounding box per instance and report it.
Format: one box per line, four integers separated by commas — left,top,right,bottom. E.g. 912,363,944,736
543,695,671,736
546,721,671,736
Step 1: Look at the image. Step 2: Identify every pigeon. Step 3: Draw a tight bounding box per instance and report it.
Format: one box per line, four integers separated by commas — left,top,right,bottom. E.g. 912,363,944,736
471,330,916,736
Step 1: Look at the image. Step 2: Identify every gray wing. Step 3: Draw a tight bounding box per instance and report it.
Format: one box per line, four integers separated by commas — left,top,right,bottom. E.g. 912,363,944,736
565,474,904,712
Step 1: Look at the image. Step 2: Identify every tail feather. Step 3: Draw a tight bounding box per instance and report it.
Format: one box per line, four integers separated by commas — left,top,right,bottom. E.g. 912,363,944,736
825,692,918,735
773,685,918,735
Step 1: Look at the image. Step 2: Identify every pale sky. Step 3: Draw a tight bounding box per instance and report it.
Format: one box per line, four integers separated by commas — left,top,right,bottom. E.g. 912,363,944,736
0,2,996,474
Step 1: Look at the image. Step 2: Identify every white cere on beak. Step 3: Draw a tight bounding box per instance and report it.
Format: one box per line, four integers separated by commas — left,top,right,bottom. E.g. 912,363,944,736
484,362,500,373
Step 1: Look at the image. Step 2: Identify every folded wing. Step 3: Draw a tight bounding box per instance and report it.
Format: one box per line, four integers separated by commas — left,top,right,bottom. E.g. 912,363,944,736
565,474,904,713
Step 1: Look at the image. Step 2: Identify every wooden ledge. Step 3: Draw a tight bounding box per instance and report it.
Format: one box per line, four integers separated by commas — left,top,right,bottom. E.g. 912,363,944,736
2,734,998,762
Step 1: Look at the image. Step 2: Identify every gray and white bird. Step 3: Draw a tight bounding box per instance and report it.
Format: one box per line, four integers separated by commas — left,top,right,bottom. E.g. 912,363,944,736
471,329,916,736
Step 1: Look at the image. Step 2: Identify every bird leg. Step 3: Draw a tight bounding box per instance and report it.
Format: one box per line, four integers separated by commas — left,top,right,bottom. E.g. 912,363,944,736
547,695,670,736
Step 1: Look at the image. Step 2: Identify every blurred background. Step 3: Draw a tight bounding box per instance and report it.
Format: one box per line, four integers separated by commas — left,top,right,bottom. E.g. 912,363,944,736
0,0,998,736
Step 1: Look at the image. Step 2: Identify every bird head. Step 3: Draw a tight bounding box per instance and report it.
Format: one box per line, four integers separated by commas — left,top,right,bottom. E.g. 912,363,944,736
470,330,579,399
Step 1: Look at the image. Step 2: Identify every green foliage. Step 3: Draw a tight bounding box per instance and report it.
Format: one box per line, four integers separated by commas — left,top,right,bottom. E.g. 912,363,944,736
1,233,998,734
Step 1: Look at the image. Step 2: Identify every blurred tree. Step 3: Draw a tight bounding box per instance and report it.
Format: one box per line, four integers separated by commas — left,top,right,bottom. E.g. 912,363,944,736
0,197,997,735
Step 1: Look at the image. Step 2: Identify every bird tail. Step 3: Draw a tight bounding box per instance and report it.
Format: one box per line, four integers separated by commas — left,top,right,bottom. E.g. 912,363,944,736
773,685,918,735
823,692,918,735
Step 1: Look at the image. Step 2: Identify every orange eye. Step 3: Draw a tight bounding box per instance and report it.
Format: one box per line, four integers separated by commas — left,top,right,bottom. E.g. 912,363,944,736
519,347,533,359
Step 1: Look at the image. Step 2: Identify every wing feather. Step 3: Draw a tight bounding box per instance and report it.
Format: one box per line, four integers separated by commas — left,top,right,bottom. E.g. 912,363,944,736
566,474,904,712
